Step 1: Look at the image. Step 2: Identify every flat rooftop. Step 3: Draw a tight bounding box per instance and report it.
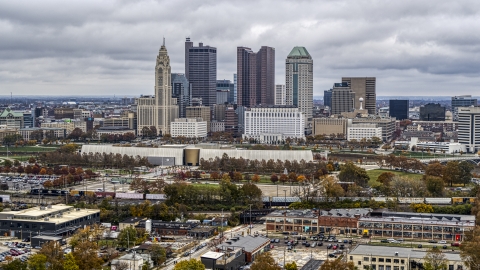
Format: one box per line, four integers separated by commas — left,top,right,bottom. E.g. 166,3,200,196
0,204,99,224
350,244,462,261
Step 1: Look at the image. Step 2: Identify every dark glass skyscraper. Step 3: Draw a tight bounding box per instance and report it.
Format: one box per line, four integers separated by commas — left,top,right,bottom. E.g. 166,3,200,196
185,38,217,106
171,73,191,118
420,103,445,121
324,89,332,108
389,99,409,120
237,46,275,107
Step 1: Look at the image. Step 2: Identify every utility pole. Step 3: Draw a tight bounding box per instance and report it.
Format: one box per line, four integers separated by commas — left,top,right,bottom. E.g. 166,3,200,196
221,209,224,239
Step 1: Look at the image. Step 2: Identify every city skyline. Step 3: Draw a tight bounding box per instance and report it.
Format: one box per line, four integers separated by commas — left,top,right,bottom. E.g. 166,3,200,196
1,1,480,96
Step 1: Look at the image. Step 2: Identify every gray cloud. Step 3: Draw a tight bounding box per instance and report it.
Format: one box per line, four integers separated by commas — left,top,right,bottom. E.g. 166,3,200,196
1,0,480,96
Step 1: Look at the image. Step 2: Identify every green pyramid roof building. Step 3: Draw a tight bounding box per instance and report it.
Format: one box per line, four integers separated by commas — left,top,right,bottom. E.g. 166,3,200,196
287,46,311,58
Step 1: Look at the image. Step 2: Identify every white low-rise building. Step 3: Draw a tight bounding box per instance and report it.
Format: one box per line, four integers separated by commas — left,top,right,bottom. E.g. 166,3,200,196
111,253,153,270
347,124,382,141
243,105,305,144
395,137,468,154
414,141,466,154
171,118,207,138
349,245,466,270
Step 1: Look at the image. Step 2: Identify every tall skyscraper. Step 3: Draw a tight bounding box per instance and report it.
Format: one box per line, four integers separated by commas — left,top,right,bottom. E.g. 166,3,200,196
341,77,376,114
171,73,191,118
458,106,480,153
185,38,217,106
137,40,178,136
286,46,313,123
237,46,275,107
389,100,409,120
331,82,355,115
275,85,286,105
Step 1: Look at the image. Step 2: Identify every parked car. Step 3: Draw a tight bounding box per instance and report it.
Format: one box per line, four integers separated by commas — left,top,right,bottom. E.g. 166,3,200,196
438,240,447,244
428,240,437,243
451,242,461,247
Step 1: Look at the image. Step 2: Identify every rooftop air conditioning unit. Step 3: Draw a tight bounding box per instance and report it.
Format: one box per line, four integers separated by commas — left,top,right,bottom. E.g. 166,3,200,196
44,217,49,221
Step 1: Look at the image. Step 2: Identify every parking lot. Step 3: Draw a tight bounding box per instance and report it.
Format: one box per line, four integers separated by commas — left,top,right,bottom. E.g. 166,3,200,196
0,240,33,263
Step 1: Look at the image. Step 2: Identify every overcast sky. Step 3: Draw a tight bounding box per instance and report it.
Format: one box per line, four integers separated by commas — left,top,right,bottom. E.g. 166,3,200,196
1,0,480,97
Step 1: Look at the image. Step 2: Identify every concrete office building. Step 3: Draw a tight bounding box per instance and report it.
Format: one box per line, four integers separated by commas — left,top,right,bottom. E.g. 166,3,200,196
137,41,179,136
312,118,348,137
0,108,24,129
237,46,275,107
420,103,445,121
185,38,217,106
171,73,191,118
347,124,382,141
331,82,355,115
41,120,87,134
186,106,211,133
20,127,66,141
389,100,409,120
275,85,286,105
171,118,207,138
452,95,477,121
54,107,74,119
212,104,226,121
210,120,225,132
243,105,305,144
286,47,313,124
458,106,480,153
342,77,376,114
225,105,238,136
352,117,396,142
103,112,137,131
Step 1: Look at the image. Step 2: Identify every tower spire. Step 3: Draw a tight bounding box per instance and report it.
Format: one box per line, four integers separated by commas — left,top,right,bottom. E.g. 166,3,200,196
163,37,165,47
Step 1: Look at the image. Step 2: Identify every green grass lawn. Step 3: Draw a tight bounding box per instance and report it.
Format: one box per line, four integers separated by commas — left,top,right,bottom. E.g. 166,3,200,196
367,169,423,187
0,145,60,153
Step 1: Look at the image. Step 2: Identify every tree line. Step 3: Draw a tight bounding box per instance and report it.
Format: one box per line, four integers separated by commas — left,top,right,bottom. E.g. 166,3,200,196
199,153,328,175
39,151,151,169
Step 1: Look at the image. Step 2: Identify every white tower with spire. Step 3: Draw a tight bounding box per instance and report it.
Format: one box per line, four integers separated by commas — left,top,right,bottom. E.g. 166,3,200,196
137,39,178,136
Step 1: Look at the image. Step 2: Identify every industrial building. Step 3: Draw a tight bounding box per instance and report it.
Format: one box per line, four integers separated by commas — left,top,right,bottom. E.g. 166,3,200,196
0,204,100,239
